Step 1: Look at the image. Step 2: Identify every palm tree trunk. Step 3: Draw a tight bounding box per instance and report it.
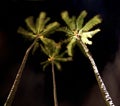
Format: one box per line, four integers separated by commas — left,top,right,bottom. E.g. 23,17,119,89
4,35,41,106
79,40,115,106
51,61,58,106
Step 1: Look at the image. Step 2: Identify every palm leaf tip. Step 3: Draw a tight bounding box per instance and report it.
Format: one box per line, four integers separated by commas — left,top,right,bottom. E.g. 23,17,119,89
77,10,87,19
40,11,46,17
91,28,101,36
37,11,47,22
61,11,70,24
61,11,69,19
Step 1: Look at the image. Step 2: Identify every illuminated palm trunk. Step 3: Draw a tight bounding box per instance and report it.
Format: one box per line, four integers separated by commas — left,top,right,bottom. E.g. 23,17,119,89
79,40,115,106
51,61,58,106
4,35,40,106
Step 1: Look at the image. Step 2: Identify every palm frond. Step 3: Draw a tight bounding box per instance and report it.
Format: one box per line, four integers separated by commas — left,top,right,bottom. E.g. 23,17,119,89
36,12,47,34
76,10,87,30
81,28,101,37
41,38,57,56
42,22,60,37
17,27,35,40
81,15,102,31
55,57,72,62
67,37,76,56
54,61,61,70
61,11,75,30
57,27,73,36
40,44,49,56
40,60,50,71
52,43,61,57
71,16,76,30
25,16,36,34
59,50,67,57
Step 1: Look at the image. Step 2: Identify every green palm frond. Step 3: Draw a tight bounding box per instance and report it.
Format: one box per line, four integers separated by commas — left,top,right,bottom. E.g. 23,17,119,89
58,27,74,37
17,27,35,40
40,60,50,71
71,16,76,30
80,28,101,37
76,10,87,30
53,43,61,57
25,16,36,34
41,22,60,37
36,12,46,33
36,12,51,34
81,15,102,31
41,38,61,58
61,11,71,28
40,38,57,56
67,37,76,56
54,62,61,70
40,44,49,56
61,11,76,30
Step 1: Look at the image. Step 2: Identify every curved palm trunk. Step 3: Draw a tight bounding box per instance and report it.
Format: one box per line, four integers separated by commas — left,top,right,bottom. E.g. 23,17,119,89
4,35,41,106
51,61,58,106
79,40,115,106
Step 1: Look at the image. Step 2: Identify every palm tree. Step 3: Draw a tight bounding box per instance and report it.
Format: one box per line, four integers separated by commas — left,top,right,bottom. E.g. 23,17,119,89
4,12,60,106
40,38,72,106
59,10,115,106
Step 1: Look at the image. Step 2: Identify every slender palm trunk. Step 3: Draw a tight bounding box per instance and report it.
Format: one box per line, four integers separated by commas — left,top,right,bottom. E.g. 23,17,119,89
4,35,41,106
79,40,115,106
51,61,58,106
